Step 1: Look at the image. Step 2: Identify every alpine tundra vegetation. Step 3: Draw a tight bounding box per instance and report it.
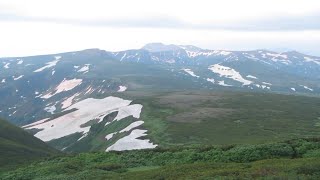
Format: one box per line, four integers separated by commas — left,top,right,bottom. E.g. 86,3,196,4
1,0,320,179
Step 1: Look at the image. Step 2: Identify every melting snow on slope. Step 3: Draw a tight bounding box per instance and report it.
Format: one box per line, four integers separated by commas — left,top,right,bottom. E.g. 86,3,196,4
41,79,82,99
266,53,287,59
300,85,313,91
291,88,296,91
118,86,127,92
206,78,215,83
17,60,23,64
304,57,320,65
182,68,199,78
44,105,56,114
219,51,232,56
13,75,24,80
1,79,5,83
208,64,252,85
34,56,61,72
25,97,133,141
218,80,232,87
262,82,272,85
106,129,157,151
105,121,144,141
77,64,90,73
264,53,291,64
114,104,143,121
246,75,257,79
4,63,10,69
120,121,144,133
61,93,80,109
105,132,117,141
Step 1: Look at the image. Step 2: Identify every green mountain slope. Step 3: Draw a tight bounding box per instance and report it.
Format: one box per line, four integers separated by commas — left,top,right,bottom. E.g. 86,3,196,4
0,118,59,170
22,90,320,153
2,138,320,179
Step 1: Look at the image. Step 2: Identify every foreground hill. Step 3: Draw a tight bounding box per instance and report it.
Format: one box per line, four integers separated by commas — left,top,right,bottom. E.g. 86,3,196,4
2,138,320,179
0,118,59,170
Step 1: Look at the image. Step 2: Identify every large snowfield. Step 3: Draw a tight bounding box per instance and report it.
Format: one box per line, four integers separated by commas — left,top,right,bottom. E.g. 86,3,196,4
25,96,156,151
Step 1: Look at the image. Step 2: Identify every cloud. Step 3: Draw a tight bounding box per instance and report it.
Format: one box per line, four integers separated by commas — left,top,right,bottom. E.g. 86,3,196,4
1,12,320,31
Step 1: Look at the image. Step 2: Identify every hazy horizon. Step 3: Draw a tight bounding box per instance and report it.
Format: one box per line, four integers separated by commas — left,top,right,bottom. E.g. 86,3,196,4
1,0,320,57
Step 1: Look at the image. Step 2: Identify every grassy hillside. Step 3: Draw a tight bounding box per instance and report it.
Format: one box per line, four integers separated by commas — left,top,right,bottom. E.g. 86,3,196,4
2,138,320,179
0,118,60,171
123,91,320,147
40,90,320,152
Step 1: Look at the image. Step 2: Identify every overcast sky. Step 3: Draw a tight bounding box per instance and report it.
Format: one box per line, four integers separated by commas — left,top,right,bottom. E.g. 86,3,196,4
1,0,320,57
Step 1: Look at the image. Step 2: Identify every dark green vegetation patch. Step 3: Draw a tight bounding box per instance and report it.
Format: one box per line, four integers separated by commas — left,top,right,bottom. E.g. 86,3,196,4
0,118,59,171
125,91,320,147
2,138,320,179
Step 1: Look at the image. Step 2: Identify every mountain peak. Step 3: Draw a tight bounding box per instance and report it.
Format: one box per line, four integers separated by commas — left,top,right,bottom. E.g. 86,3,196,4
142,43,181,52
178,45,203,51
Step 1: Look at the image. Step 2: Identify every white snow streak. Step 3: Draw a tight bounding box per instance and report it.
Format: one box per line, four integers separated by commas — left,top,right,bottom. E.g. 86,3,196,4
218,80,232,87
300,85,313,91
34,56,61,72
77,64,90,73
41,79,82,99
206,78,215,83
106,129,157,151
182,68,199,78
13,75,24,80
246,75,257,79
208,64,252,85
118,86,127,92
61,93,80,109
4,63,10,69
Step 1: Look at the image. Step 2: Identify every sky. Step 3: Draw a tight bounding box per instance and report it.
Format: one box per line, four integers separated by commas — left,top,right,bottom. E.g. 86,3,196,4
1,0,320,57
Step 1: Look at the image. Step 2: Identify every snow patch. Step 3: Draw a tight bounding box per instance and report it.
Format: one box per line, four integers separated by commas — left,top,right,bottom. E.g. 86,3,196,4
17,60,23,64
22,118,50,128
105,132,117,140
262,82,272,85
13,75,24,80
41,79,82,99
77,64,90,73
114,104,143,121
44,105,56,114
118,86,127,92
106,129,157,151
208,64,252,85
206,78,215,83
182,68,199,78
291,88,296,91
300,85,313,91
61,93,80,109
304,56,320,65
4,63,10,69
25,97,135,142
34,59,59,72
218,80,232,87
120,121,144,133
246,75,257,79
219,51,232,56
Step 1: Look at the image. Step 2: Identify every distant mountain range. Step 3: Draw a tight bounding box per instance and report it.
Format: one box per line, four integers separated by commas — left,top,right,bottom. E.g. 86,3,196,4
0,43,319,152
1,43,319,124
